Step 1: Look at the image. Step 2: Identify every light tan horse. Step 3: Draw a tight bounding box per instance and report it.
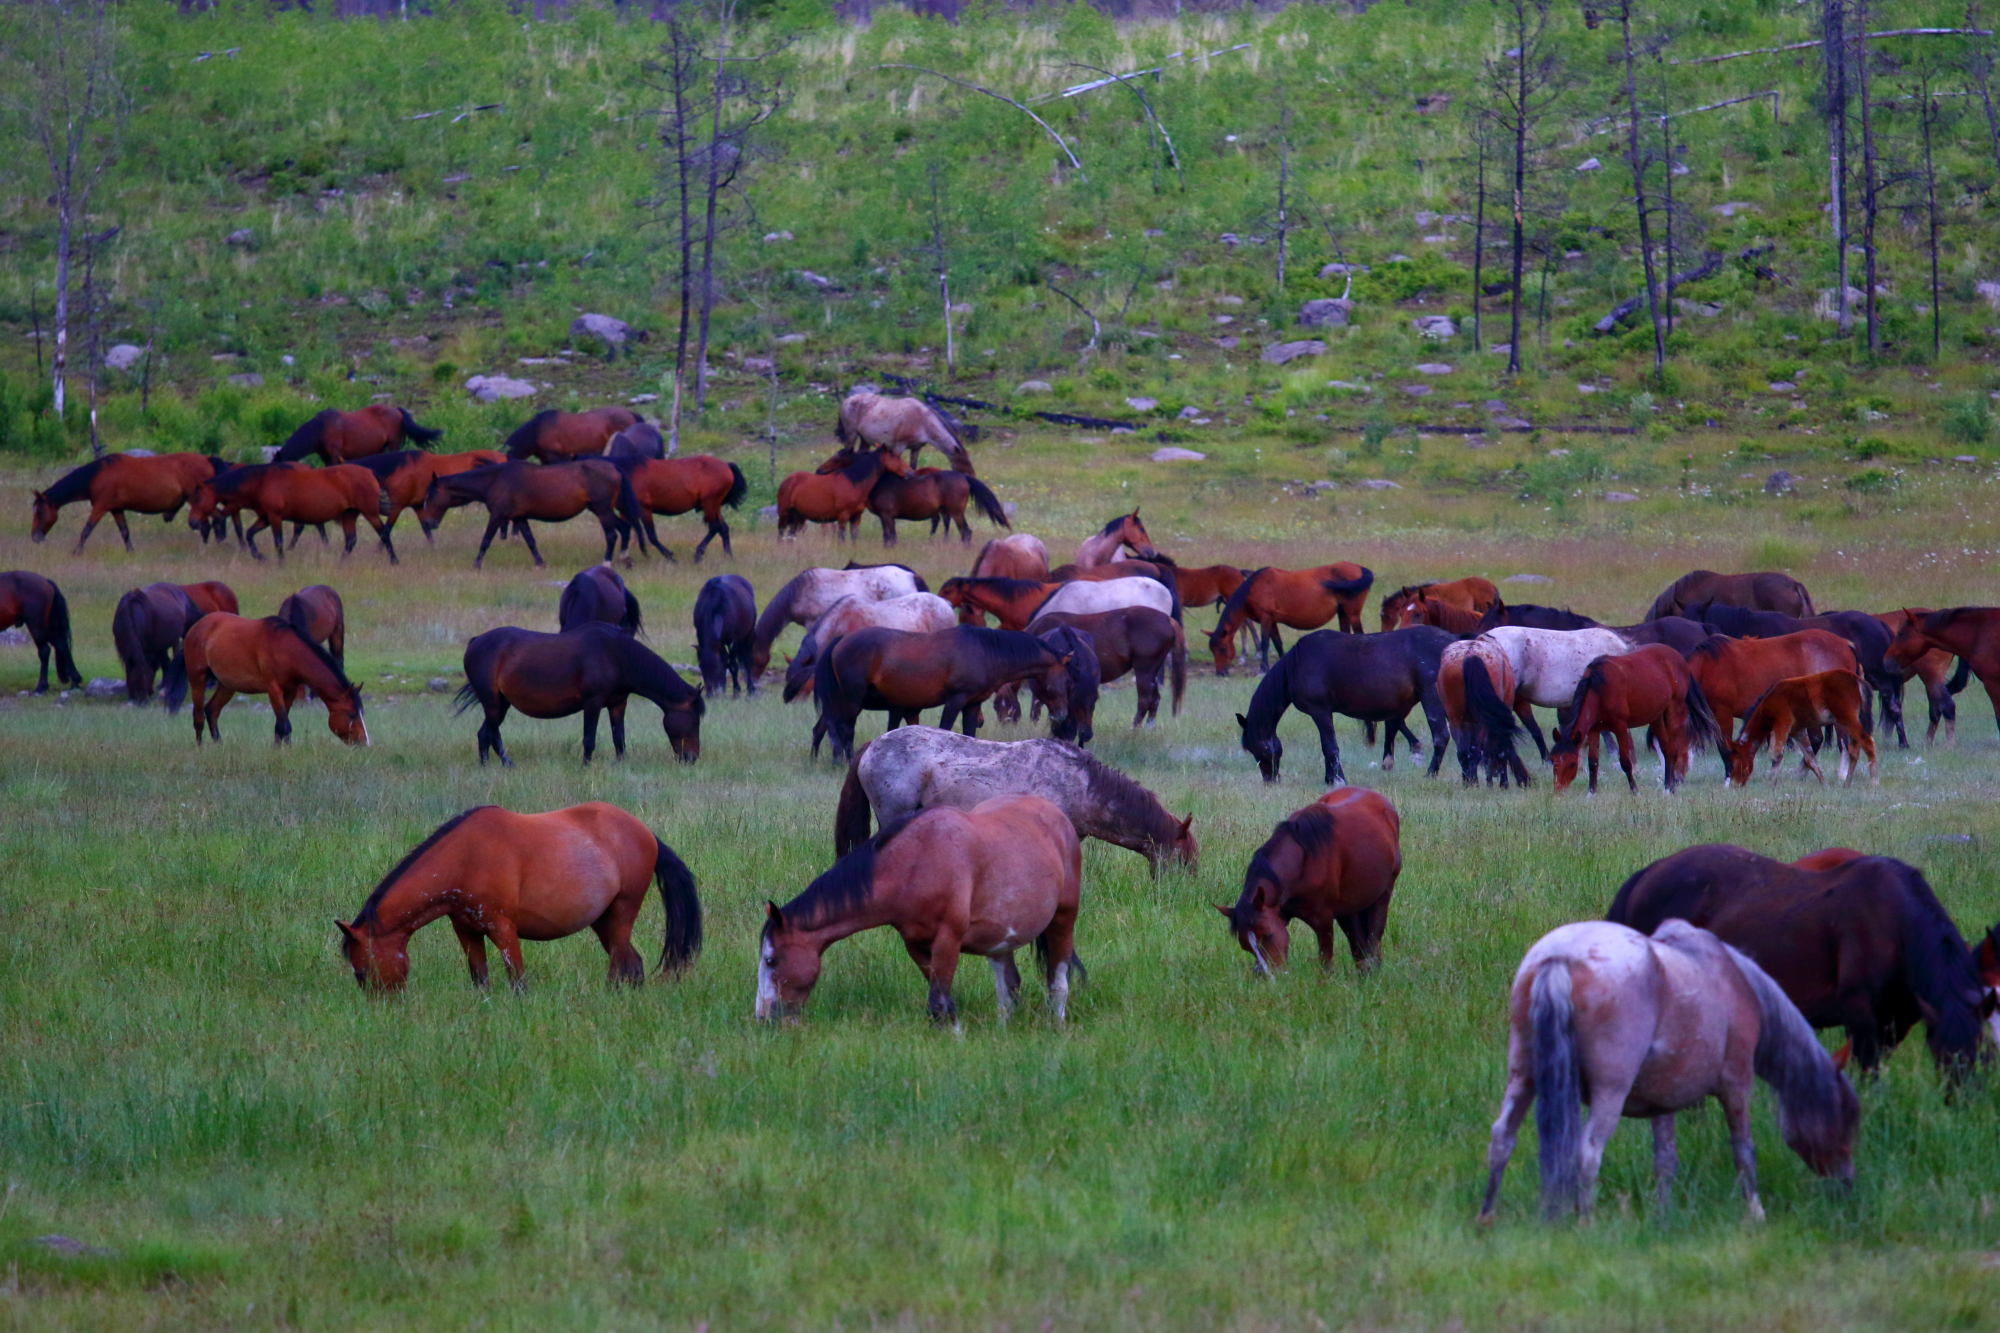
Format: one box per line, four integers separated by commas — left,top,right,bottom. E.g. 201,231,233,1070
971,533,1050,582
835,391,974,473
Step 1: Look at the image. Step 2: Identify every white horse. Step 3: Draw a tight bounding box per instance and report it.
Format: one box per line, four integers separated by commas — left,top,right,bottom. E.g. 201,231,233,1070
1479,919,1857,1224
1032,577,1174,622
1477,625,1635,758
835,391,973,473
750,565,928,681
781,593,957,702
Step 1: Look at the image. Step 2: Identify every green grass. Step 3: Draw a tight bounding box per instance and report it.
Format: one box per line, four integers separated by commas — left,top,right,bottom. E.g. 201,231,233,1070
2,438,2000,1329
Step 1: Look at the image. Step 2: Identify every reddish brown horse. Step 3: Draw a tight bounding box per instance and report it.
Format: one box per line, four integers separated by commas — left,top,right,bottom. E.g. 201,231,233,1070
1209,563,1376,676
1552,645,1719,794
1219,787,1401,975
813,625,1075,761
615,455,749,562
503,407,641,462
1394,594,1490,636
1172,563,1247,615
189,463,397,563
419,460,645,568
971,534,1051,582
776,450,910,540
1874,609,1966,745
180,581,239,616
275,405,443,464
338,803,702,992
0,571,81,694
1721,670,1876,786
183,613,368,746
350,449,508,543
1646,569,1815,620
1379,576,1500,632
279,585,347,670
1887,608,2000,740
1440,639,1534,787
31,452,229,550
866,469,1009,546
1686,630,1860,744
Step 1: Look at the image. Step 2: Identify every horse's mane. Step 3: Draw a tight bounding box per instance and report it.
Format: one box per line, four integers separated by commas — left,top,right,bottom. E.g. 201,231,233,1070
355,808,489,926
1690,634,1737,662
1078,748,1177,840
837,449,887,482
1096,512,1140,538
266,616,354,692
350,450,423,479
1211,567,1269,641
503,409,561,456
952,576,1047,600
842,559,925,588
1927,606,1985,632
1719,937,1857,1156
40,456,108,506
1235,805,1337,920
771,814,922,933
1241,648,1292,731
754,569,812,646
277,408,340,461
960,626,1057,675
1553,660,1611,751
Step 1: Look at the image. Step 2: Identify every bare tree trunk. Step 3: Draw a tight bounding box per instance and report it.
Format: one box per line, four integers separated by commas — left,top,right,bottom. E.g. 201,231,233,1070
52,223,71,417
29,287,43,375
653,19,699,455
927,162,954,373
1275,100,1291,293
1660,114,1675,341
1618,0,1667,377
1825,0,1852,336
1471,124,1487,352
1509,45,1528,374
693,0,735,416
1855,0,1880,354
1921,80,1943,358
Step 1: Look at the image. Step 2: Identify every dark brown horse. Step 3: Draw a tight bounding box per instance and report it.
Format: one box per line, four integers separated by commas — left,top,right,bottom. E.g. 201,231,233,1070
1220,786,1401,975
278,585,347,670
1875,609,1967,746
813,625,1075,761
1209,563,1376,675
418,460,645,568
1551,645,1719,794
275,405,443,463
1646,569,1814,620
457,623,704,765
31,452,230,550
112,582,203,708
999,606,1186,730
1886,607,2000,740
503,407,641,462
349,448,508,542
693,575,757,697
182,613,368,746
180,581,239,616
1378,576,1501,632
188,463,397,563
0,571,81,693
776,449,910,540
617,455,749,562
337,803,701,992
866,469,1009,546
558,567,643,636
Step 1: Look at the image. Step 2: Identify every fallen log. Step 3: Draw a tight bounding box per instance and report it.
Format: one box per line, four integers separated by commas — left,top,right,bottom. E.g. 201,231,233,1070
1592,245,1775,335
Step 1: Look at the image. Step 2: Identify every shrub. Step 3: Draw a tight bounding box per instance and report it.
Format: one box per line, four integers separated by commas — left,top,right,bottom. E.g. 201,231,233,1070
1844,468,1898,493
1943,393,1993,447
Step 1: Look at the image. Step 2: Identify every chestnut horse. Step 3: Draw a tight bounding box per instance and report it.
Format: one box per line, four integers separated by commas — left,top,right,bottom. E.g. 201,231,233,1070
457,623,704,766
419,460,645,568
180,581,239,616
757,795,1081,1024
866,469,1009,546
1721,670,1876,786
617,455,749,562
970,534,1050,582
350,448,508,543
1886,607,2000,740
112,582,202,708
337,803,701,992
776,450,910,540
503,407,641,462
939,575,1172,631
1479,919,1855,1224
1220,786,1401,976
1394,594,1489,636
835,390,974,474
1208,563,1376,675
31,452,229,551
1875,609,1967,746
1685,630,1861,747
1379,576,1500,633
276,405,442,464
1551,645,1718,794
189,463,397,564
1646,569,1815,620
693,574,757,697
0,571,81,693
279,585,347,669
1440,639,1534,787
1075,510,1157,566
812,625,1075,761
183,614,368,746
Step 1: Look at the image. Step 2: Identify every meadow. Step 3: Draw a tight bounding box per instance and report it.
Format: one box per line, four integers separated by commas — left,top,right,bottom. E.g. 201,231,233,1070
2,426,1999,1331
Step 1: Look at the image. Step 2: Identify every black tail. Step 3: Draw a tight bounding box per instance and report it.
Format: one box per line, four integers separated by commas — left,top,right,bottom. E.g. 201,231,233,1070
399,407,444,445
452,683,482,716
1948,654,1973,694
723,462,748,509
653,838,704,972
111,593,151,704
614,466,666,559
1683,675,1720,751
1463,656,1529,784
1169,620,1187,715
1034,932,1087,987
1324,565,1376,597
160,647,190,714
46,584,80,688
965,477,1010,528
621,588,644,637
834,744,873,855
1530,962,1582,1219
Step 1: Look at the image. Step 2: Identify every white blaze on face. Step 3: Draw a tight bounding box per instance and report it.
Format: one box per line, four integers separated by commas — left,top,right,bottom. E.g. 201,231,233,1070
755,943,779,1019
1985,989,2000,1053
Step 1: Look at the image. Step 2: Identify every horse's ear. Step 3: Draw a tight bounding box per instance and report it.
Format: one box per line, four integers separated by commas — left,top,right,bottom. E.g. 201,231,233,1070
31,490,45,502
334,919,356,941
765,901,786,930
1178,813,1194,836
1214,904,1233,919
1234,712,1249,729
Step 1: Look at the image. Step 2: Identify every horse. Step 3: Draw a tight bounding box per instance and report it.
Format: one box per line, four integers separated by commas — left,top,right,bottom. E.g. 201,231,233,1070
1478,919,1856,1225
1612,615,1710,656
1075,510,1158,566
0,572,81,694
1876,609,1969,745
1551,645,1719,794
1720,670,1876,786
1685,630,1862,746
835,390,974,474
1474,602,1600,632
758,795,1080,1025
749,564,929,682
336,803,701,992
693,575,757,697
1885,608,2000,741
182,613,368,746
605,420,666,460
1209,563,1376,675
1606,844,1992,1073
457,623,704,766
31,452,230,551
559,567,643,636
180,581,239,616
812,625,1075,762
938,575,1174,632
1439,639,1535,787
278,585,347,670
617,455,748,562
833,726,1197,874
1646,569,1815,621
188,463,397,564
1476,626,1639,759
776,450,911,541
1219,786,1401,976
1033,624,1101,745
782,593,958,704
1171,564,1252,654
348,448,508,543
865,469,1009,546
1235,627,1453,783
111,582,202,709
1689,602,1903,736
418,460,645,568
1014,606,1185,730
1379,576,1501,632
970,534,1050,582
503,407,641,462
276,405,442,464
1394,594,1489,636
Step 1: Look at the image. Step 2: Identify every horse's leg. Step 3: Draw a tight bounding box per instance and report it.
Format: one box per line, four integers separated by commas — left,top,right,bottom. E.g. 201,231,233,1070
1514,701,1549,760
594,512,622,566
30,634,50,694
364,512,397,564
488,919,528,993
1394,714,1424,759
592,895,647,987
1613,725,1638,793
922,929,962,1025
110,510,134,552
580,705,601,764
479,700,512,767
474,514,505,569
453,921,492,990
1353,892,1392,971
989,955,1021,1023
1135,671,1156,728
1859,724,1878,783
338,515,360,557
608,699,628,759
879,514,896,547
244,515,272,562
1892,677,1912,748
1576,1077,1629,1223
267,686,293,745
1306,705,1344,785
954,504,971,544
73,504,109,551
1652,1114,1678,1215
1719,1083,1766,1224
1479,1069,1534,1224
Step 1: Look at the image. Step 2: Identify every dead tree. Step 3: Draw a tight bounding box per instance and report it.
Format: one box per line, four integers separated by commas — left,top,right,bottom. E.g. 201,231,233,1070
1612,0,1668,377
1824,0,1853,337
1481,0,1570,374
923,161,956,372
1856,0,1883,353
643,18,703,453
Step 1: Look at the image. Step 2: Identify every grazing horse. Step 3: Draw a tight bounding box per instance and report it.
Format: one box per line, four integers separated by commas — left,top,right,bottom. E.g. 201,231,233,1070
112,583,202,709
1394,594,1489,636
834,726,1196,874
835,390,975,473
183,614,367,746
180,581,239,616
1885,607,2000,740
1018,607,1185,729
1075,510,1158,567
693,575,757,697
1379,576,1501,632
1875,609,1967,746
1171,564,1252,655
336,803,701,992
1721,670,1877,786
1439,639,1534,787
418,460,645,568
782,593,957,704
278,585,347,670
1220,786,1401,976
1032,624,1101,745
971,533,1050,582
558,567,643,636
865,469,1009,546
938,575,1173,631
276,405,442,464
1235,627,1453,783
618,455,748,562
189,463,397,564
758,795,1081,1024
1477,626,1638,759
605,420,666,460
749,564,929,681
1646,569,1815,621
1209,563,1376,675
1551,645,1719,794
1607,844,1992,1073
1690,602,1903,735
31,452,229,551
813,625,1075,762
1685,630,1862,745
1475,602,1601,633
0,571,81,693
457,623,704,766
776,449,910,541
503,407,641,462
1613,615,1710,656
349,449,508,543
1478,919,1856,1224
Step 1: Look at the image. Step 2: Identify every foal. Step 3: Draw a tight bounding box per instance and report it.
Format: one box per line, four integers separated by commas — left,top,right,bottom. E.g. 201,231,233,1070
1721,669,1877,786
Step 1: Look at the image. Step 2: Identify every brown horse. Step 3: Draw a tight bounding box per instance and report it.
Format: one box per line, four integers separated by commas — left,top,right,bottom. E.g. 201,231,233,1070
180,581,239,616
776,450,910,540
1551,645,1719,794
1874,609,1965,746
457,623,704,766
1440,639,1534,787
183,613,368,746
559,567,643,636
503,407,641,462
1171,563,1247,615
1219,786,1401,976
112,582,202,708
278,585,347,670
350,449,508,543
694,575,757,697
1209,563,1376,676
276,405,442,464
337,803,701,992
1075,510,1157,566
1686,630,1861,744
970,534,1050,582
419,460,645,568
835,391,975,473
189,463,397,564
618,455,749,562
758,795,1081,1024
813,625,1075,761
0,571,81,693
938,575,1173,631
1379,576,1500,632
31,452,230,551
866,469,1009,546
1646,569,1815,621
1721,670,1876,786
1394,594,1490,636
1016,607,1186,729
1887,607,2000,740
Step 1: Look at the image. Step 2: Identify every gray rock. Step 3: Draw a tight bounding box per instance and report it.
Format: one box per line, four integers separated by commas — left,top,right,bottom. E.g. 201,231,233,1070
1575,157,1602,172
1016,380,1054,395
105,343,146,372
84,678,124,701
464,374,538,402
1143,228,1165,238
758,505,779,520
1764,470,1796,494
1357,479,1402,490
1769,381,1797,392
1299,298,1353,329
1319,262,1370,278
774,333,807,345
0,627,29,646
1212,336,1240,350
1503,573,1554,584
797,270,840,291
1216,294,1245,306
1125,396,1158,412
1261,339,1326,366
570,313,632,353
763,230,794,242
742,357,774,374
225,228,255,246
227,372,264,388
1604,491,1640,503
123,448,155,458
1001,502,1019,518
261,446,283,462
1415,362,1454,375
629,392,660,404
427,677,451,693
1955,455,1980,463
1150,447,1206,461
1177,406,1204,420
1411,315,1455,339
1711,201,1760,219
1674,299,1723,317
1493,417,1533,430
1213,315,1235,325
1401,384,1433,397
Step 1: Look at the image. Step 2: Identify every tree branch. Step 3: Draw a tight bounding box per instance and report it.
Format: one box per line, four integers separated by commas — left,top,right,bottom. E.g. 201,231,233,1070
1672,28,1988,66
875,64,1083,176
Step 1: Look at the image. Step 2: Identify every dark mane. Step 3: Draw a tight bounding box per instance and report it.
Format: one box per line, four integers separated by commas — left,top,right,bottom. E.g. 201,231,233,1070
754,568,812,648
355,808,488,926
1240,648,1292,736
1927,606,1985,632
266,615,353,691
1212,567,1269,641
953,576,1048,599
771,814,922,933
1690,634,1736,661
1097,511,1139,537
959,626,1057,675
504,409,561,457
1880,861,1986,1063
1078,748,1176,838
842,560,927,591
838,449,887,482
278,408,340,461
40,457,108,506
350,450,423,480
1234,805,1337,924
1554,660,1611,751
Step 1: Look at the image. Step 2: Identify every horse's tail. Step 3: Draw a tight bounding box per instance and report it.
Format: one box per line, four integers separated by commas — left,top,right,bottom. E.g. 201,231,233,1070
276,409,333,462
1948,653,1973,694
614,465,650,545
1530,961,1582,1220
1796,579,1817,617
1169,618,1187,716
452,683,482,716
652,838,704,973
557,578,585,633
834,743,873,856
1463,655,1520,747
622,586,645,638
161,645,190,714
723,462,748,509
46,583,80,687
112,592,150,704
964,477,1010,528
399,408,444,445
1682,674,1720,751
1324,564,1375,598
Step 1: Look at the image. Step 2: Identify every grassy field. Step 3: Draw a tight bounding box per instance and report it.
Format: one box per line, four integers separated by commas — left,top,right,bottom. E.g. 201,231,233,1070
2,429,1999,1331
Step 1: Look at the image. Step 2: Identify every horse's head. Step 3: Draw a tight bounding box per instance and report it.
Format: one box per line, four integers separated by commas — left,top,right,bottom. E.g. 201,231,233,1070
879,448,913,478
780,649,816,703
1717,735,1757,787
1117,509,1159,560
663,690,704,762
1217,880,1287,975
1236,711,1281,782
1026,650,1074,727
1978,928,2000,1053
1155,815,1198,876
1550,730,1580,792
1781,1068,1859,1183
1884,608,1932,669
1208,626,1238,677
328,685,369,747
336,919,407,992
756,902,820,1021
29,490,57,542
417,476,456,526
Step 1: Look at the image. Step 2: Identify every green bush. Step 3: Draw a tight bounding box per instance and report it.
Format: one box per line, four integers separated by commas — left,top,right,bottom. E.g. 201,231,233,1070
1844,468,1899,493
1942,393,1993,447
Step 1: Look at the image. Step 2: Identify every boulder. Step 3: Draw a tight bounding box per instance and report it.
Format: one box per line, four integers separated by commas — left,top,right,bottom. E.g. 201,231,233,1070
1016,380,1054,395
225,228,255,246
742,357,774,373
427,677,451,693
1411,315,1455,339
123,448,155,457
1674,299,1723,317
1764,470,1796,495
1357,479,1402,491
758,505,780,520
1979,281,2000,311
1125,396,1158,412
797,271,840,291
1212,336,1240,350
570,313,632,355
1261,340,1326,366
1150,447,1206,462
104,343,146,373
1176,406,1204,420
1503,573,1553,584
1415,362,1453,375
1710,202,1760,219
629,392,660,404
84,677,124,701
1604,491,1640,503
1298,298,1352,329
774,333,808,345
1401,385,1433,397
1575,157,1602,172
1319,262,1370,278
465,374,538,402
763,230,794,242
